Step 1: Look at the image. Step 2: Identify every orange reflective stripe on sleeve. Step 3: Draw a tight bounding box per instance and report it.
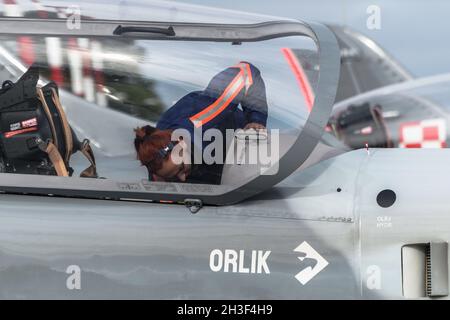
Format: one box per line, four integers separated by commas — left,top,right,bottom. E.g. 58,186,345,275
238,62,253,95
190,62,253,128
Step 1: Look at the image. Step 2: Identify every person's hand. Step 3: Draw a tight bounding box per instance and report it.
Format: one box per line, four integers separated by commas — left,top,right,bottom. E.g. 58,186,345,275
244,122,266,130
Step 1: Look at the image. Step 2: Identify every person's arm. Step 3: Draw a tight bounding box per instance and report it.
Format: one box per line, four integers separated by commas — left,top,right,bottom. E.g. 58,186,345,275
241,64,269,128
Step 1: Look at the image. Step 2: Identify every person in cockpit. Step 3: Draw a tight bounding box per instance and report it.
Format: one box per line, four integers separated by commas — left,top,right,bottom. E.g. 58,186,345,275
134,62,268,184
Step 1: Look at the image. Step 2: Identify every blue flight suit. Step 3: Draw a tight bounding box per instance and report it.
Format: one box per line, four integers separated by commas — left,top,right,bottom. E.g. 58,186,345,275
156,62,269,184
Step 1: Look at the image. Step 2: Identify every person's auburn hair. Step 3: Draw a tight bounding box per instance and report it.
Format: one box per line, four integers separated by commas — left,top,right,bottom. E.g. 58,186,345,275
134,125,173,172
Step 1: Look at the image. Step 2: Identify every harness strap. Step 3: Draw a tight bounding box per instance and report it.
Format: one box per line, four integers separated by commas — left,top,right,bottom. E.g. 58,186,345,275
79,140,98,178
37,87,58,148
38,87,97,178
50,87,73,163
190,62,254,128
40,140,69,177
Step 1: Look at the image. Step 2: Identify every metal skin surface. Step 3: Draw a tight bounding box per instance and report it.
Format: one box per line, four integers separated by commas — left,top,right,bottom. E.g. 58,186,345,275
2,148,450,299
0,150,362,299
356,149,450,299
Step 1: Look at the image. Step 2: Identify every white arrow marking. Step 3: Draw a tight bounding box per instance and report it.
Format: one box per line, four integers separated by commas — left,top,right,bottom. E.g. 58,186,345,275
294,241,329,285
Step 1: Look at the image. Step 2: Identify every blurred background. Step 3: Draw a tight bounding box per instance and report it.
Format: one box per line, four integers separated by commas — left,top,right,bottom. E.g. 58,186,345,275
3,0,449,77
175,0,449,78
1,0,450,154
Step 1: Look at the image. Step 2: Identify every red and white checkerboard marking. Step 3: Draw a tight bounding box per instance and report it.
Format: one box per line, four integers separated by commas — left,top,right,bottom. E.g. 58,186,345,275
399,119,447,148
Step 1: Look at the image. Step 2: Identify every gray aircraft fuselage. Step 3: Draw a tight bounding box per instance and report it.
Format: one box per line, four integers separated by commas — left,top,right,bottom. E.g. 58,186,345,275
0,148,448,299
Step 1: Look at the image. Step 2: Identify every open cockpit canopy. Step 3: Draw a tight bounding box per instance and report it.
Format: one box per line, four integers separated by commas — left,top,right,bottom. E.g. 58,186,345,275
0,1,340,205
